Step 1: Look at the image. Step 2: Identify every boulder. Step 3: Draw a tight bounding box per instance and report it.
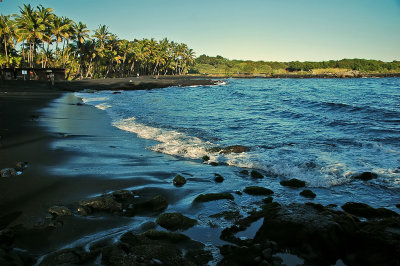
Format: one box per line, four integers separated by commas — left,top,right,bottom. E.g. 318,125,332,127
194,193,234,203
299,189,316,199
214,174,224,183
0,168,18,178
135,195,168,212
173,174,186,187
220,145,251,154
251,170,264,179
240,170,249,175
353,172,378,181
111,190,136,202
244,186,274,196
48,206,72,217
15,162,28,171
156,213,197,231
79,196,122,213
280,178,306,188
202,155,210,162
341,202,399,219
39,247,95,266
209,162,219,166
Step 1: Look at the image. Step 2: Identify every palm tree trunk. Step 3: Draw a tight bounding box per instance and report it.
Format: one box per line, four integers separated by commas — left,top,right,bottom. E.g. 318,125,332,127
4,36,9,68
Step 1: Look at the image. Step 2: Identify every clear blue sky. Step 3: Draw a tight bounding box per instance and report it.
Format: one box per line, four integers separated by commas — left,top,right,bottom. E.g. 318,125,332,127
1,0,400,62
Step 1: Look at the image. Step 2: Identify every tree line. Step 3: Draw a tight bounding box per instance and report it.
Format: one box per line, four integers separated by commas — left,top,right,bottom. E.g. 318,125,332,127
0,4,195,79
193,55,400,75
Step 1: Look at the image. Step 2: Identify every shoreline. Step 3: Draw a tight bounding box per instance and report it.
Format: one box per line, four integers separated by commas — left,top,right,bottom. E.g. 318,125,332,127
1,78,399,265
191,72,400,79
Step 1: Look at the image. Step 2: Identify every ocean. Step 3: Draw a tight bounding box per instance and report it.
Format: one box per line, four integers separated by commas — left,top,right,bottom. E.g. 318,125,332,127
39,77,400,261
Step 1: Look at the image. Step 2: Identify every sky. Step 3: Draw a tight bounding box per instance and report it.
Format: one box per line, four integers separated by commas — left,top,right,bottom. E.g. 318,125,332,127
1,0,400,62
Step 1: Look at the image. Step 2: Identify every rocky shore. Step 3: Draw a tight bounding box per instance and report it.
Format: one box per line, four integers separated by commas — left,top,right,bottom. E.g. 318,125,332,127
1,77,399,265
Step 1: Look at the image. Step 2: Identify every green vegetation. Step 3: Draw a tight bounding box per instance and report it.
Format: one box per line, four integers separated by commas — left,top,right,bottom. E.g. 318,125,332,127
191,55,400,76
0,4,195,79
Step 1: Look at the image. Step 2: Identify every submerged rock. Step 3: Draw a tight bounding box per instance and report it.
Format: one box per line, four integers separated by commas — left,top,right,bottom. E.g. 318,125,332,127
341,202,399,219
0,168,18,178
156,212,197,231
135,195,169,212
220,145,251,154
214,173,224,183
280,178,306,188
299,189,316,199
250,170,264,179
240,170,249,175
209,162,219,166
194,193,234,203
173,174,186,187
48,206,72,217
39,247,95,266
244,186,274,196
353,172,378,181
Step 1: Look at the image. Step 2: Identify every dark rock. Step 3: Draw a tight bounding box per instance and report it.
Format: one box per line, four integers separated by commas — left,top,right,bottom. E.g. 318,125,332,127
244,186,274,196
262,248,272,259
396,204,400,209
173,174,186,187
40,247,95,265
142,230,191,243
156,212,197,231
280,178,306,188
305,202,325,212
220,145,251,154
76,102,84,106
300,189,316,199
79,196,122,213
240,170,249,175
251,170,264,179
193,193,234,203
263,197,274,204
341,202,399,218
136,195,168,212
353,172,378,181
184,249,213,265
0,168,18,178
48,206,72,217
112,190,136,202
202,155,210,162
209,162,219,166
235,191,243,195
214,173,224,183
77,206,90,216
15,161,28,171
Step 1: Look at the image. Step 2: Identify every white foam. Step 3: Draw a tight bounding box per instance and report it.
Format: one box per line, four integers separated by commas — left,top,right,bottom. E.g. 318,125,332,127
113,117,212,159
95,103,112,110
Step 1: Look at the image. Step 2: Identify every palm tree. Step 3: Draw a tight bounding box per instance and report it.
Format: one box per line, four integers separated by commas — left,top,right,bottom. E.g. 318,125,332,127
51,16,69,65
36,5,54,67
15,4,47,68
0,14,15,67
73,22,90,78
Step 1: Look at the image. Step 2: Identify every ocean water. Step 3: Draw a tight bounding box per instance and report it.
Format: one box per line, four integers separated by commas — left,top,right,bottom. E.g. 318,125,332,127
66,78,400,213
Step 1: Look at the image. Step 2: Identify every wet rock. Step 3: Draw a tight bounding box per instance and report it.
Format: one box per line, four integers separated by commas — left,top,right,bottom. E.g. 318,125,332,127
300,189,316,199
193,192,234,203
251,170,264,179
156,212,197,231
184,249,213,265
396,204,400,209
209,162,219,166
214,173,224,183
341,202,399,219
48,206,72,217
135,195,169,212
0,168,18,178
244,186,274,196
39,247,95,265
279,178,306,188
202,155,210,162
173,174,186,187
353,172,378,181
220,145,251,154
112,190,136,202
262,248,272,259
240,170,249,175
15,161,28,171
77,206,90,216
79,196,122,213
